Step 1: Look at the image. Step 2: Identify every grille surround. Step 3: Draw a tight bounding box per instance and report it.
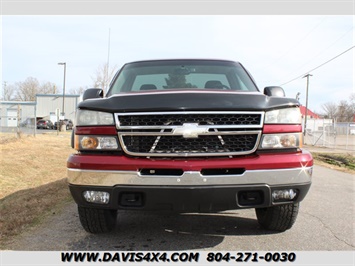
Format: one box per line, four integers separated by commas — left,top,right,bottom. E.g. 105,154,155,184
115,111,264,157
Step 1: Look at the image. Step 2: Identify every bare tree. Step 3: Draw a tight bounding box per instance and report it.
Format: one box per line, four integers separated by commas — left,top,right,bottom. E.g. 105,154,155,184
336,100,353,122
39,82,58,94
321,94,355,122
348,93,355,117
9,78,63,101
322,102,338,119
69,86,87,95
15,77,40,101
2,82,16,101
91,62,118,93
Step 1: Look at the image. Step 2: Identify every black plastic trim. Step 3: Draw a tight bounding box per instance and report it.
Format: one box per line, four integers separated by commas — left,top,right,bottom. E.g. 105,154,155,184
69,183,311,213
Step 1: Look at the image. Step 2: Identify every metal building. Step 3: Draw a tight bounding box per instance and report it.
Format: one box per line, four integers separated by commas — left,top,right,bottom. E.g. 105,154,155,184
0,101,36,127
0,94,80,128
36,94,80,121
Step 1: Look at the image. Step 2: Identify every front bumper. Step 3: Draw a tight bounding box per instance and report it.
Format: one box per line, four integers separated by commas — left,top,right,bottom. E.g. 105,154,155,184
68,167,312,187
67,150,312,212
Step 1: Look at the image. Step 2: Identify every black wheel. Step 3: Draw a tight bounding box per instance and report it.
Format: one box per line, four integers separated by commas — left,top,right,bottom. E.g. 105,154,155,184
78,206,117,233
255,203,299,232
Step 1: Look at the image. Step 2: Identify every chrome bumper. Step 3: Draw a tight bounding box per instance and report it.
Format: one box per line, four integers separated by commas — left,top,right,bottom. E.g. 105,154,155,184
67,166,313,187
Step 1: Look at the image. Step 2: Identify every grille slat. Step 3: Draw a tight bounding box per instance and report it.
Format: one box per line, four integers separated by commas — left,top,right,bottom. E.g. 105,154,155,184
115,112,263,157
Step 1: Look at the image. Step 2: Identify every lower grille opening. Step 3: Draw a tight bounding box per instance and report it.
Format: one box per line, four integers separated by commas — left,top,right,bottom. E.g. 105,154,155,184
119,192,144,207
238,191,264,206
140,169,184,176
201,168,245,176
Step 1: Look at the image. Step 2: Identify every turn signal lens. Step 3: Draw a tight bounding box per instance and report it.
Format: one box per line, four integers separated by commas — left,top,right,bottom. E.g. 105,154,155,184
75,135,120,151
81,136,99,149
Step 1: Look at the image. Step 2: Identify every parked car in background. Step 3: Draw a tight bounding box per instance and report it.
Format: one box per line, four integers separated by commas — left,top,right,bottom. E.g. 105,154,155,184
37,119,53,129
20,117,36,128
54,119,74,130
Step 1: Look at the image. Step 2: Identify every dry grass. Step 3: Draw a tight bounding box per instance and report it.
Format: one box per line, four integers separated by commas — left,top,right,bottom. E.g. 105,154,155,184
0,132,74,247
312,152,355,174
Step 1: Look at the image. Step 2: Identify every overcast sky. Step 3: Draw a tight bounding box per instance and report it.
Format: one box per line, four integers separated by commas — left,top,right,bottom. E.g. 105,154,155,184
1,15,354,113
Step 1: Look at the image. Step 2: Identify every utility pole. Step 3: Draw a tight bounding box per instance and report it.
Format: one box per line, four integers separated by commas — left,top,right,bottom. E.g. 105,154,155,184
303,74,313,139
106,28,111,94
58,62,66,117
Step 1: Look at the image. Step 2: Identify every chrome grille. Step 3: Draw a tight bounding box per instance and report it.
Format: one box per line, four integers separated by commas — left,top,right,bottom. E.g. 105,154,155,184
123,134,258,154
118,113,262,127
115,112,264,157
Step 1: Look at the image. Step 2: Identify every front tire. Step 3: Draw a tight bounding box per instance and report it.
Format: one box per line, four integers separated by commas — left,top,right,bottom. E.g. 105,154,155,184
255,203,299,232
78,206,117,233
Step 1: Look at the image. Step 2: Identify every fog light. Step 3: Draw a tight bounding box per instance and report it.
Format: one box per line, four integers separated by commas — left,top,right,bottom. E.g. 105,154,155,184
83,191,110,204
272,189,297,201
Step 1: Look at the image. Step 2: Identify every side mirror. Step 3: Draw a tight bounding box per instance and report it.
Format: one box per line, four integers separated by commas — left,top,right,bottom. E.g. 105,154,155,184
264,86,285,97
82,88,104,101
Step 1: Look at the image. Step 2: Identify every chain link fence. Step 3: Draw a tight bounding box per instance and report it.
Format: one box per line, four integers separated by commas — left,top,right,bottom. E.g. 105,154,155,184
304,119,355,151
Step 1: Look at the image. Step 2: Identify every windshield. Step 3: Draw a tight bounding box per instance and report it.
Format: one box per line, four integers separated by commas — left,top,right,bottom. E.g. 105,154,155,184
107,60,259,96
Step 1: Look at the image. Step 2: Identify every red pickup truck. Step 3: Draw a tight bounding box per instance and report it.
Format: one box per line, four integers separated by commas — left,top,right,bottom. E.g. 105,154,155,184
67,59,313,233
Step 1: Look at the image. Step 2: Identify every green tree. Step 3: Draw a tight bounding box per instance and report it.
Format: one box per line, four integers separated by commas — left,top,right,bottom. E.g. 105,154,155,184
163,73,196,89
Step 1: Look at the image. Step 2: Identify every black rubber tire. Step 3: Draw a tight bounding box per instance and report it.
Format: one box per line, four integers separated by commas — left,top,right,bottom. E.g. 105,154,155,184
70,130,75,148
255,203,299,232
78,206,117,233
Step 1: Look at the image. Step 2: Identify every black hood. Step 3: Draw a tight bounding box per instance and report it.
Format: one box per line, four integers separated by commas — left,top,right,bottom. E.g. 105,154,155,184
78,90,299,112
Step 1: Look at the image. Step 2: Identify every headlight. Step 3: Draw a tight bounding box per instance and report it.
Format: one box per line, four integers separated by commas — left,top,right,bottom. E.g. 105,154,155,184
259,133,302,149
75,135,119,150
265,108,301,124
76,110,114,126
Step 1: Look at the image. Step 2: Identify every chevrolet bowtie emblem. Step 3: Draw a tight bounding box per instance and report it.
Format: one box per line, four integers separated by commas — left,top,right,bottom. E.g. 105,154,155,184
172,123,209,138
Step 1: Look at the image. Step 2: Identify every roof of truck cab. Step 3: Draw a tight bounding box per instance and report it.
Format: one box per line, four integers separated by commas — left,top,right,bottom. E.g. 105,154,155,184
125,58,240,64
